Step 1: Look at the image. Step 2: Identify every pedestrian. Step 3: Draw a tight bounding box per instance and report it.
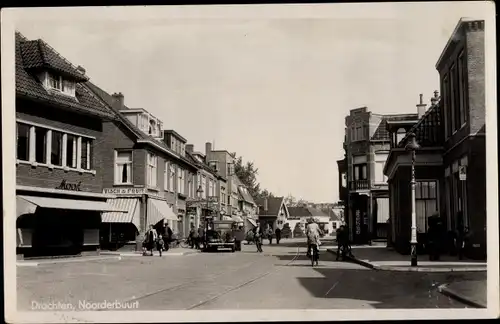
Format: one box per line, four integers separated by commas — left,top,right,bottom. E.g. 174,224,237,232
253,225,263,253
307,222,321,266
306,218,320,257
275,227,282,245
267,226,274,245
336,225,350,260
455,214,466,260
198,224,205,250
189,224,196,249
192,225,200,250
156,235,165,257
165,224,173,251
233,225,243,251
146,224,157,256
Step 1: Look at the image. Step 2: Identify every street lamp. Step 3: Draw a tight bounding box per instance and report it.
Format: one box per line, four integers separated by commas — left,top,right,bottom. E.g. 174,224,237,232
405,132,420,267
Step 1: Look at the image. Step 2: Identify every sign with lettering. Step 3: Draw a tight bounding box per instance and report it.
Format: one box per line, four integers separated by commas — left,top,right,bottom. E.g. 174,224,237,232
355,210,361,235
103,188,146,195
459,165,467,181
56,180,82,191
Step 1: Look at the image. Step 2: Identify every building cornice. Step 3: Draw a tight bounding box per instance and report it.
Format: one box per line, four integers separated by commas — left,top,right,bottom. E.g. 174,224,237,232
16,185,117,199
436,18,485,70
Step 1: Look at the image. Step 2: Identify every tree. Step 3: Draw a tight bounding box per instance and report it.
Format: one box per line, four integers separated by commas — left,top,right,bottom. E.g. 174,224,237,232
232,153,274,200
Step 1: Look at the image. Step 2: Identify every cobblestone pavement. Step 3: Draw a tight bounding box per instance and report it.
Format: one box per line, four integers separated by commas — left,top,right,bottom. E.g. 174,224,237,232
17,239,482,310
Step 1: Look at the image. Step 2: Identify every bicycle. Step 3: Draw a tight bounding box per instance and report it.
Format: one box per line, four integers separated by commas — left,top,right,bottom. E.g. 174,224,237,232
310,244,319,267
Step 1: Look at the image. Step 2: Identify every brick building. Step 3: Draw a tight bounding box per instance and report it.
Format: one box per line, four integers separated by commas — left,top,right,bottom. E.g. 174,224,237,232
384,93,443,254
342,107,418,244
85,85,200,248
185,143,228,231
384,18,486,260
15,32,120,257
436,18,486,259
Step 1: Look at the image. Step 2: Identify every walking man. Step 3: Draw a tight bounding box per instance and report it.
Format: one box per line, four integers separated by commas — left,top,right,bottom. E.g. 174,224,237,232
146,225,157,256
275,227,282,245
253,224,263,253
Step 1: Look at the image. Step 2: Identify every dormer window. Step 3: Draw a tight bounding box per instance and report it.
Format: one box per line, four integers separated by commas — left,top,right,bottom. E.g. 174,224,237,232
45,72,76,97
149,119,156,136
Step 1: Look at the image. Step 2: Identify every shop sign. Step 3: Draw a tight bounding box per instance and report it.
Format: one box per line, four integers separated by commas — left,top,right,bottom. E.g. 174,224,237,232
56,180,82,191
103,188,146,195
355,210,361,235
459,166,467,181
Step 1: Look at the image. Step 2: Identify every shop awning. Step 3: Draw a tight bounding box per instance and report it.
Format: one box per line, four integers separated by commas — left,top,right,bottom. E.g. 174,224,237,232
247,218,257,227
101,198,141,230
16,195,125,217
147,198,177,226
232,215,244,223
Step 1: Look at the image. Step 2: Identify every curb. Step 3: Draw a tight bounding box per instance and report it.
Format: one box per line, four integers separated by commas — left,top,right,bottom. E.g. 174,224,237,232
326,249,487,273
101,251,200,257
16,255,121,267
438,284,486,308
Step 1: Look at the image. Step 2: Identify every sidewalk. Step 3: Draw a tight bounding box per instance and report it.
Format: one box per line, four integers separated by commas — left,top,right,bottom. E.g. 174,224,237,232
327,245,487,272
438,280,487,308
101,247,200,257
16,255,122,267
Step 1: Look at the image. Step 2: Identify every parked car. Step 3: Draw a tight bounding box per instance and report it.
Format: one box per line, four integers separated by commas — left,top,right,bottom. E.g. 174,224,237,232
204,220,235,252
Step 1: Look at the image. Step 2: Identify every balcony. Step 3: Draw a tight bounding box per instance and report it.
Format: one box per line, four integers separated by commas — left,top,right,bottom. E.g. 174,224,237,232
349,179,370,191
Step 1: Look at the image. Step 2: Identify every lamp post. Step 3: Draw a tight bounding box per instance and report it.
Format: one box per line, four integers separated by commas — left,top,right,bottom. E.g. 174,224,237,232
405,132,420,267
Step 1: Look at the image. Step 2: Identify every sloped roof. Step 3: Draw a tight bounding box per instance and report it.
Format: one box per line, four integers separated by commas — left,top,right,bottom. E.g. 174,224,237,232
20,38,89,82
372,114,419,141
398,100,442,148
306,207,329,217
16,32,114,118
288,207,329,218
234,176,255,205
184,150,223,178
256,196,284,216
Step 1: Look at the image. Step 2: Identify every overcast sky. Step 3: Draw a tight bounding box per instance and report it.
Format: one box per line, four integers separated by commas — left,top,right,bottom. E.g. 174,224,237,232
10,2,492,202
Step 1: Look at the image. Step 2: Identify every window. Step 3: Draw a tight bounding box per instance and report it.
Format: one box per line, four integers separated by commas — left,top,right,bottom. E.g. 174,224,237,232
201,175,207,199
227,195,231,205
450,64,457,133
181,143,185,156
415,181,439,233
396,128,406,146
458,52,467,126
177,167,185,194
148,119,157,136
354,164,367,180
374,161,387,183
51,131,63,166
115,151,132,184
209,179,214,197
66,135,77,168
165,162,176,191
80,138,92,170
35,127,47,163
443,75,451,138
16,123,30,161
46,72,76,96
16,121,94,171
147,153,158,187
187,173,194,197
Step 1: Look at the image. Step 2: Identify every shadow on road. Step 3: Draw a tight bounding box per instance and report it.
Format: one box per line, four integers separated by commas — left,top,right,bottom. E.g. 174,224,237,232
295,267,482,309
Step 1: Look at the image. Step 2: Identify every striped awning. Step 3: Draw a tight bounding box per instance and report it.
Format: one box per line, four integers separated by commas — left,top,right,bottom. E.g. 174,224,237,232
147,198,177,226
246,218,257,227
101,198,141,230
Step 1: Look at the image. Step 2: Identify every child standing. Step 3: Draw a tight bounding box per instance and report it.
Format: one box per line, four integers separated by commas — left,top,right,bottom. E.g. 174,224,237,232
157,235,165,257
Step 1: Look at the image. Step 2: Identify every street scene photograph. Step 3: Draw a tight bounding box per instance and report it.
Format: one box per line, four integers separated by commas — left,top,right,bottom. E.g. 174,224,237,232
2,2,497,323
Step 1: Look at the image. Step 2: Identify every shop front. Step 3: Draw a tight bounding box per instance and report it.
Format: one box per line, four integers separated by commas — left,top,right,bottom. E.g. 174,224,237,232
16,185,121,258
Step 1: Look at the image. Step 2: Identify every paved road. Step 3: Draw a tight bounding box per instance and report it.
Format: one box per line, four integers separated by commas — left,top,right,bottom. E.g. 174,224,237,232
17,239,483,310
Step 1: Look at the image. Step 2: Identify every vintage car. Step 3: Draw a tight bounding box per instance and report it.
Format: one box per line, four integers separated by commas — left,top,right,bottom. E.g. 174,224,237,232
204,220,236,252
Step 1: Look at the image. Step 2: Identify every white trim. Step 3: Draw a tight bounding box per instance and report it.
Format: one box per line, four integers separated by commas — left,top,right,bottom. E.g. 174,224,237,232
136,139,179,159
16,119,96,140
16,185,116,199
16,160,96,175
62,134,67,167
28,126,36,162
45,130,52,165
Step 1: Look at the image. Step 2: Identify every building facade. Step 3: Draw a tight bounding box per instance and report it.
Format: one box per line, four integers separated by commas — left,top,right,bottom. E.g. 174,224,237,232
15,32,120,257
342,107,418,244
256,197,290,230
85,86,199,249
436,18,486,259
384,93,444,254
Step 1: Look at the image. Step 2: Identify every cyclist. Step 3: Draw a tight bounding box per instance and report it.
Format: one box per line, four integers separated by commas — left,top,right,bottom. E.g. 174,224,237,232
305,217,320,257
306,218,321,266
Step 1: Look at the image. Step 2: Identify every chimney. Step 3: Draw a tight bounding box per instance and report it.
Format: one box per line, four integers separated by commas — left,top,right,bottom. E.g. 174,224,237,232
186,144,194,153
205,142,212,156
417,93,427,119
430,90,439,106
264,198,268,211
76,65,86,75
111,92,125,110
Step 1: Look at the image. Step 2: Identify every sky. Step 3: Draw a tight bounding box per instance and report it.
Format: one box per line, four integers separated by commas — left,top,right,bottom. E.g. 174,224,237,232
8,2,492,203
